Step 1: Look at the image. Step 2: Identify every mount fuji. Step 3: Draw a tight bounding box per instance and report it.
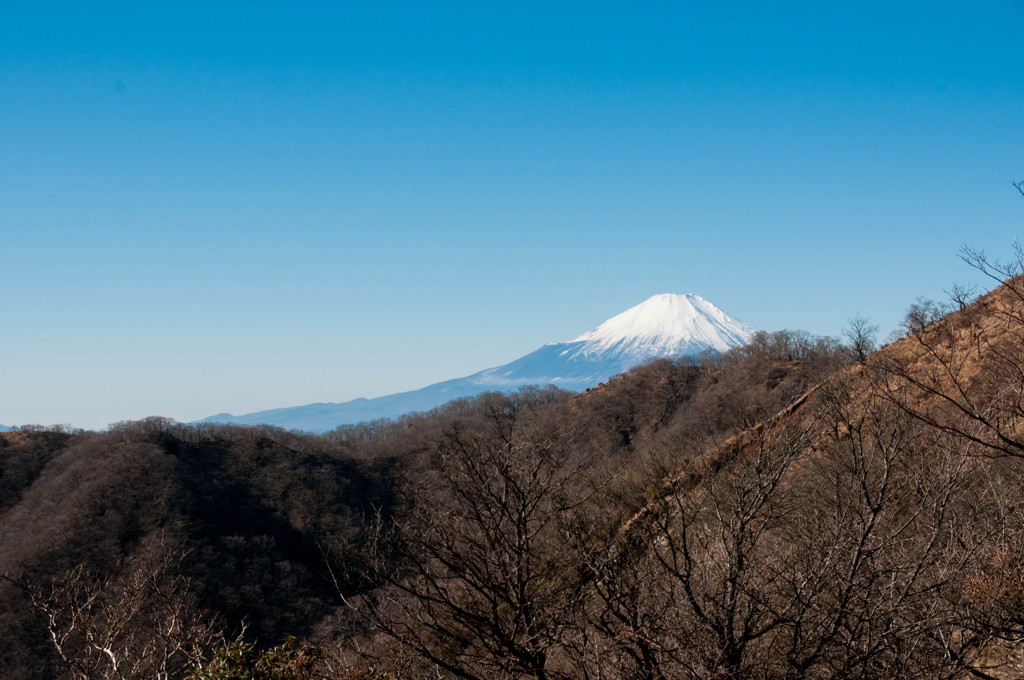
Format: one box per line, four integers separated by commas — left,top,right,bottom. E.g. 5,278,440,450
199,294,757,433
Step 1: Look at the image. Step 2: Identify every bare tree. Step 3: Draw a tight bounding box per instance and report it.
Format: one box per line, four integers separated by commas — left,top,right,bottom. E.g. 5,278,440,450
576,370,1001,680
843,314,879,364
3,536,222,680
876,188,1024,459
356,393,606,680
871,279,1024,460
642,410,816,679
778,377,988,679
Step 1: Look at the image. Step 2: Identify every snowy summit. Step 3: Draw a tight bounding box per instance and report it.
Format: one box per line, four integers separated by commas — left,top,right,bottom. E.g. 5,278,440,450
200,293,757,432
570,293,757,360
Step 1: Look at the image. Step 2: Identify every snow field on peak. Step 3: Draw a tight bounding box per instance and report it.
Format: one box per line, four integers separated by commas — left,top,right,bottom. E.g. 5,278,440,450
570,293,756,359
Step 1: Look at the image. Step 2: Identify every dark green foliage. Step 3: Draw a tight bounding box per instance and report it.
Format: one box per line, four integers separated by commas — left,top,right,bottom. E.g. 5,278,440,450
187,637,321,680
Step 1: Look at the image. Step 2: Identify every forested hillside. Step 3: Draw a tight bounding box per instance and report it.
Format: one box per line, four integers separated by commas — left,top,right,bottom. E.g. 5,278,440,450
5,257,1024,679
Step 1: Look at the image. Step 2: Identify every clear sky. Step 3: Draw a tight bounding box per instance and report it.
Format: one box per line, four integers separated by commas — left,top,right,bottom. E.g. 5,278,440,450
2,1,1023,430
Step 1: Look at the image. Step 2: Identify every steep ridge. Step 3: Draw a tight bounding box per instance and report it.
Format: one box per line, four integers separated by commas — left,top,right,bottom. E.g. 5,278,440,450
618,273,1024,589
201,294,757,432
593,277,1024,678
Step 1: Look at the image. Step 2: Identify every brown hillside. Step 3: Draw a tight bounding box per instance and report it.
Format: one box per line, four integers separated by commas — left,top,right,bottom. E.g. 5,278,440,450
606,272,1024,680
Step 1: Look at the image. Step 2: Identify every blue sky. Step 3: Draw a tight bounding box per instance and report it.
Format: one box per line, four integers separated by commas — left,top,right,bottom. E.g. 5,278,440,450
2,1,1023,429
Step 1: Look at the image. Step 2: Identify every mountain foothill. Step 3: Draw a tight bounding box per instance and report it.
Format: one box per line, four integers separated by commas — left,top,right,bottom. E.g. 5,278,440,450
5,253,1024,678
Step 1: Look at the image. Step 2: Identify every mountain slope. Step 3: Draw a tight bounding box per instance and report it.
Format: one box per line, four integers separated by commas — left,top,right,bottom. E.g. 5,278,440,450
200,294,757,432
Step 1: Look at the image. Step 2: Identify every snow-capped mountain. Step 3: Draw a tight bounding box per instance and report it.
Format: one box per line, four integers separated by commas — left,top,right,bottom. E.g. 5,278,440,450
565,293,753,362
199,294,757,432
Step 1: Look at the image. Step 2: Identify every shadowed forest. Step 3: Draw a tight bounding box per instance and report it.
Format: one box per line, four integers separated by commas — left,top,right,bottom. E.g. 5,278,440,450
5,248,1024,679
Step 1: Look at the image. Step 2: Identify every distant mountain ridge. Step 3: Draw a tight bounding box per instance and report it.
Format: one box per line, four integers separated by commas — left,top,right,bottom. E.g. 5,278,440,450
199,294,757,432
